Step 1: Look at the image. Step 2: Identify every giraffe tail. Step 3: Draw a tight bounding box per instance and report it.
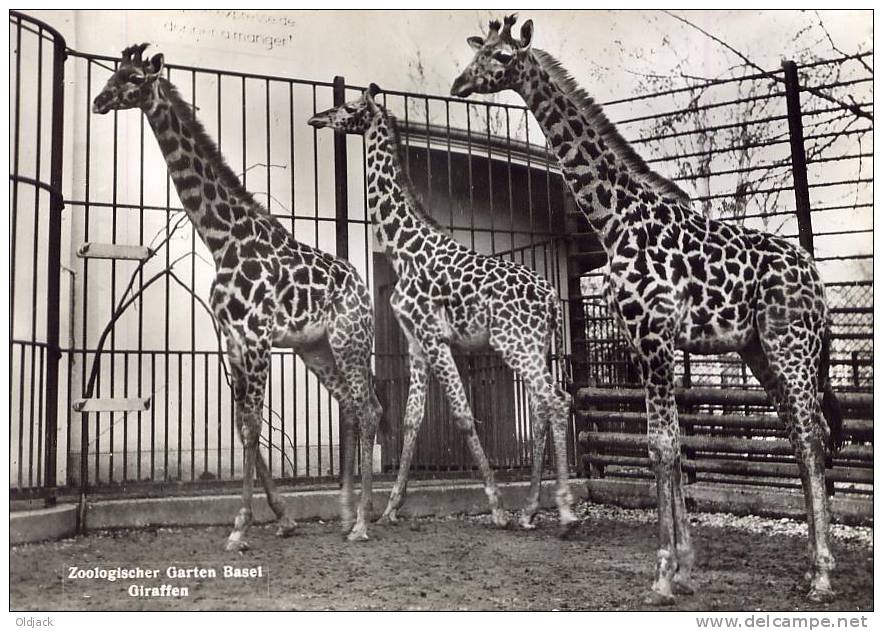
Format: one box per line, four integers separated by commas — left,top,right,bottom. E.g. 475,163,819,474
819,326,844,453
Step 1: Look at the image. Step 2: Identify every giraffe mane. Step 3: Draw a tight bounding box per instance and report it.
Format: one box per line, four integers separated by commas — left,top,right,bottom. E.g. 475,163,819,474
381,108,445,232
532,49,690,203
159,78,260,210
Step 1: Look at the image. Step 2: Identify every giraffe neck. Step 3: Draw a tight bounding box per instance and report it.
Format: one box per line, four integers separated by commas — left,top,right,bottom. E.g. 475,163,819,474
364,108,441,268
143,79,255,266
516,49,689,254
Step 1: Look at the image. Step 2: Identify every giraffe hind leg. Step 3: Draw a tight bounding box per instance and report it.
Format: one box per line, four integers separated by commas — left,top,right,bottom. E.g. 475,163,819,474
326,309,381,542
747,329,836,602
300,341,360,537
496,340,575,533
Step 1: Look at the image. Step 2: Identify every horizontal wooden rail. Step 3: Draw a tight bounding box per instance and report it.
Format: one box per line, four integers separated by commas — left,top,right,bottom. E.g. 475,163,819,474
576,386,873,410
577,431,873,461
576,411,873,438
583,454,873,484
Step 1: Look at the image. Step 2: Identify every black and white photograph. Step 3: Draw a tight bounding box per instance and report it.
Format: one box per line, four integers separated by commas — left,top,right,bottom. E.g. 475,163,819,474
7,7,875,623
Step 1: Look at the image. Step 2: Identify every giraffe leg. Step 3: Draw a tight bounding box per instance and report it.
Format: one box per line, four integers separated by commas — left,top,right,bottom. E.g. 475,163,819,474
638,339,689,605
752,328,836,603
326,310,381,542
300,343,359,536
519,398,547,530
224,336,272,552
495,341,575,533
253,450,297,537
379,333,429,524
423,338,507,527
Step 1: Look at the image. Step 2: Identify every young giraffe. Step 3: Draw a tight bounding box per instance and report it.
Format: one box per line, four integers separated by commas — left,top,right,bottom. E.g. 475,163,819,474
93,44,383,548
452,15,843,604
308,84,577,533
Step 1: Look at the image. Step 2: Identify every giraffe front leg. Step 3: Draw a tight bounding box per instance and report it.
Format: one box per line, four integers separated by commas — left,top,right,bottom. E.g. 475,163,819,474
424,339,507,528
548,388,577,536
379,348,428,524
640,348,685,605
226,408,259,552
670,456,696,595
224,336,271,552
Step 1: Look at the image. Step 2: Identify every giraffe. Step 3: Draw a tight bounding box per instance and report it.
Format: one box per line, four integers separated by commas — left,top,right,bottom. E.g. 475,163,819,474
451,15,844,604
308,83,577,533
92,44,383,548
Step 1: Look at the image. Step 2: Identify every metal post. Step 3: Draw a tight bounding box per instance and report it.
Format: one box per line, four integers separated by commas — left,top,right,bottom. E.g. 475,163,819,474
42,31,67,506
332,76,348,472
332,76,349,262
782,60,815,257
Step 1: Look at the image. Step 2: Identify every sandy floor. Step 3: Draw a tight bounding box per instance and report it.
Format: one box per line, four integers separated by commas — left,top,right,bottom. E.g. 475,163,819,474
10,504,872,611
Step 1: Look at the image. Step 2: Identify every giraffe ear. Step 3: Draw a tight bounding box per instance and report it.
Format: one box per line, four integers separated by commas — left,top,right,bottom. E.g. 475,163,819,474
467,36,484,51
520,20,534,48
146,53,164,78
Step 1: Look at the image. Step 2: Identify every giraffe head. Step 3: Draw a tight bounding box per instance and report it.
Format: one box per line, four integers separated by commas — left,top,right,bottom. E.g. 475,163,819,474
92,43,164,114
307,83,382,134
450,13,533,98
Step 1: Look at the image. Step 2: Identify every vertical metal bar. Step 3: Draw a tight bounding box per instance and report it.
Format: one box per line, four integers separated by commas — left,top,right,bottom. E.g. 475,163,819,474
190,71,198,482
782,60,815,257
10,17,22,357
289,83,296,232
43,27,65,504
332,78,349,259
137,89,145,482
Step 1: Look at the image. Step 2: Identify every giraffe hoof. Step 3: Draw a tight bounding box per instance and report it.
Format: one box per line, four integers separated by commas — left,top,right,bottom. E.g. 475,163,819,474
275,519,298,538
672,577,696,595
807,587,836,604
225,538,250,553
643,589,676,606
518,515,537,530
491,509,509,528
377,510,399,525
346,528,369,542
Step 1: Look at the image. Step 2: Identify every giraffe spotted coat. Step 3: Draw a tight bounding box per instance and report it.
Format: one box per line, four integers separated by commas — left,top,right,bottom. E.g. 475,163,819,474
93,44,382,548
309,84,577,531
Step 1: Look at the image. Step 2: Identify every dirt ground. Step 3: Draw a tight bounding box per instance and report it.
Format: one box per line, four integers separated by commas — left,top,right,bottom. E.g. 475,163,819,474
10,505,872,611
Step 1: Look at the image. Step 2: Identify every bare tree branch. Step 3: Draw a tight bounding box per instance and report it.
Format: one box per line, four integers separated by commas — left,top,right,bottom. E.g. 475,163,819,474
662,10,873,121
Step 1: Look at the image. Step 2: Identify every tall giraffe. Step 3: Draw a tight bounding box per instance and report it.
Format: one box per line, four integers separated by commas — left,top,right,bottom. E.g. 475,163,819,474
92,44,382,547
308,84,577,533
452,16,843,604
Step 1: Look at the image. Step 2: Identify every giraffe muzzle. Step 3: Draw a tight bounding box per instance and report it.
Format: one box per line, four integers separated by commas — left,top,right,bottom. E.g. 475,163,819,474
92,93,113,115
450,74,474,98
307,113,330,129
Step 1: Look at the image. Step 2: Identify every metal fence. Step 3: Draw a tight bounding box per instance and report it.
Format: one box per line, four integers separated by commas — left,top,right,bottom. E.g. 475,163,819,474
9,11,572,500
9,10,873,505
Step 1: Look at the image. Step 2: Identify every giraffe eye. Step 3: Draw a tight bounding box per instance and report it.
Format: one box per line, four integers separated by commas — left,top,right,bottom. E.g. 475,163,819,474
128,74,145,85
493,50,514,64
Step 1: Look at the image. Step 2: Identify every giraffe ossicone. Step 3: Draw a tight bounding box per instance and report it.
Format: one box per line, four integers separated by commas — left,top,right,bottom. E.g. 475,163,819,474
93,43,383,548
309,83,578,533
452,14,843,604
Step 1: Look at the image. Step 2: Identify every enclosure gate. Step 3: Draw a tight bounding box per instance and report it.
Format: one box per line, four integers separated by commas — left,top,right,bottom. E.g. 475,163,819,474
10,11,573,502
